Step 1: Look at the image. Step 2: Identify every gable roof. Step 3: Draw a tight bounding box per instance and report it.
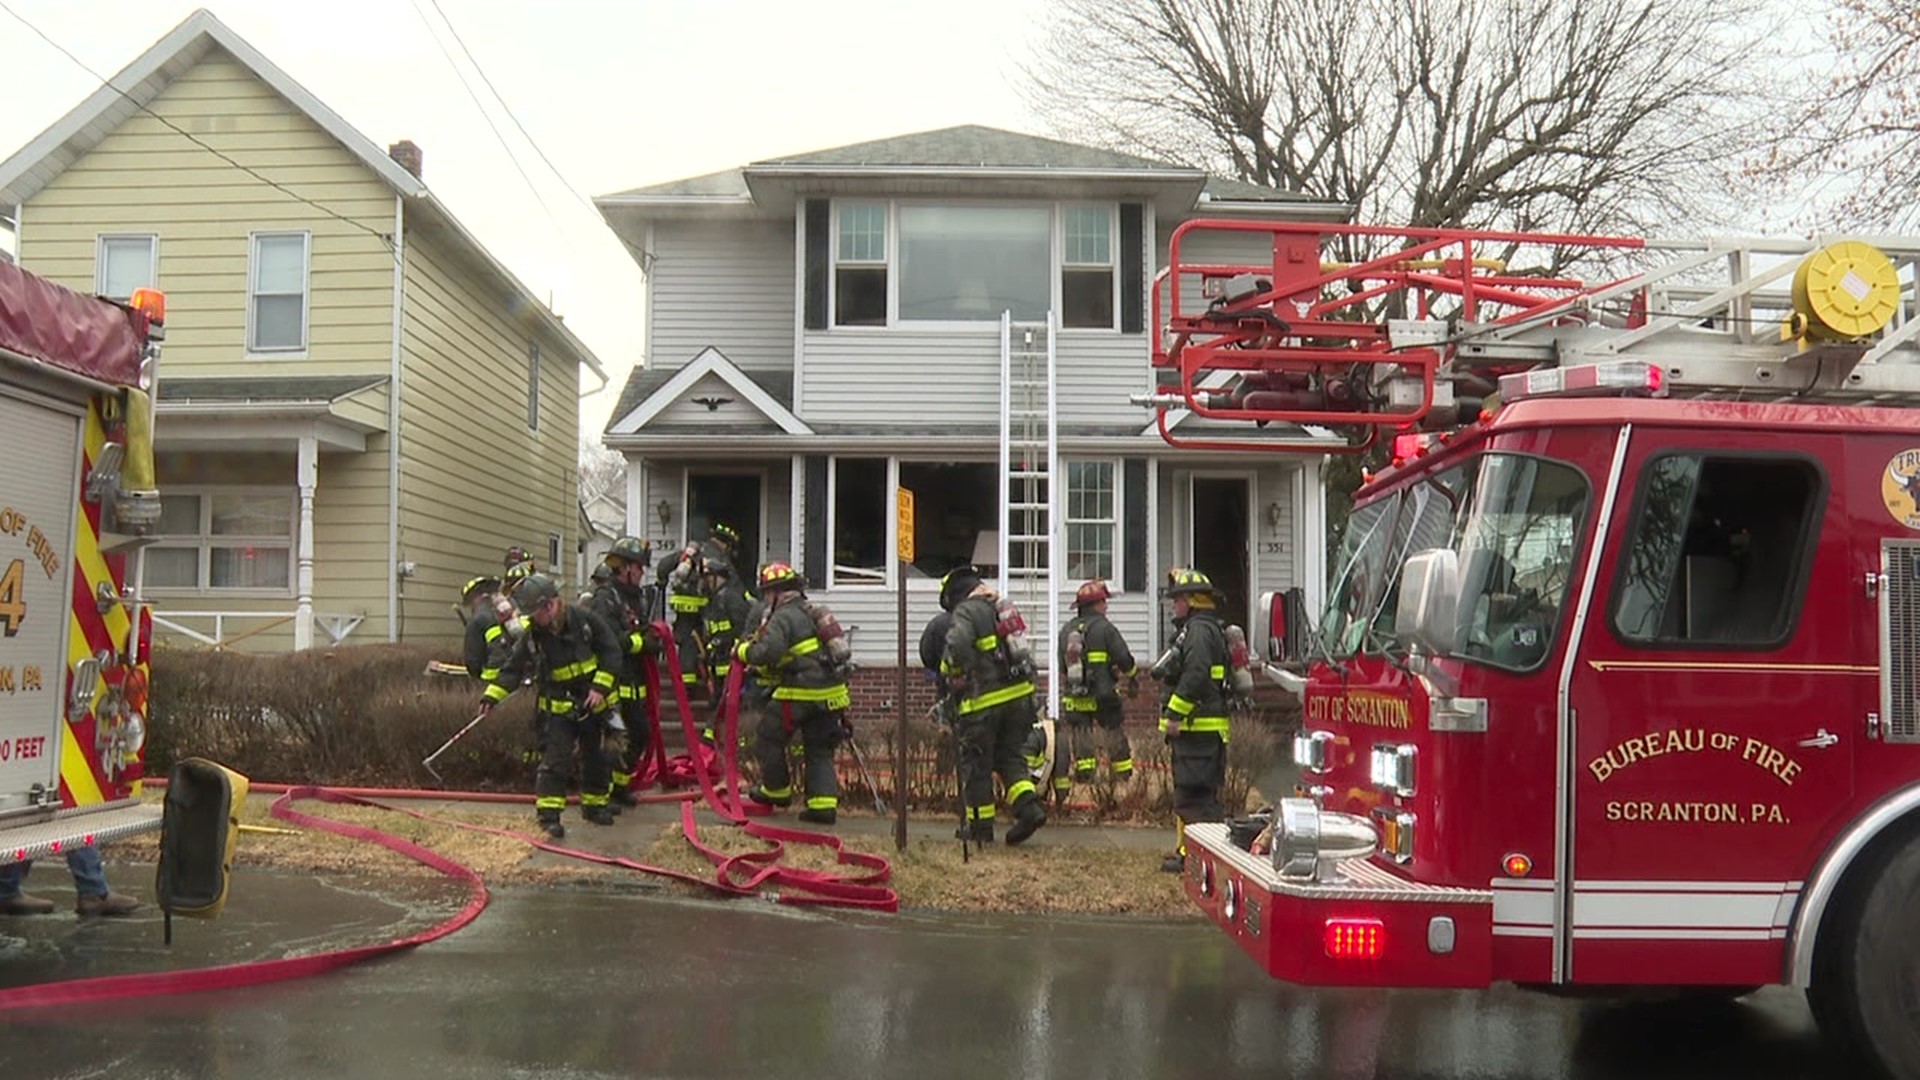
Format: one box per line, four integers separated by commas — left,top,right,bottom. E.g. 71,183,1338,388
605,347,808,437
750,125,1189,172
0,8,605,380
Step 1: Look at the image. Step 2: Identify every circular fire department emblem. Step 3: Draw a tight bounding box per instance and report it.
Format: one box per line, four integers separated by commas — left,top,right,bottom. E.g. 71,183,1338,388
1882,448,1920,529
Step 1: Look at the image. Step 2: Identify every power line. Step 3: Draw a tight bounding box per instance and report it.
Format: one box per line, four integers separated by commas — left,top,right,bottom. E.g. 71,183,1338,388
409,0,561,233
427,0,602,219
0,0,394,248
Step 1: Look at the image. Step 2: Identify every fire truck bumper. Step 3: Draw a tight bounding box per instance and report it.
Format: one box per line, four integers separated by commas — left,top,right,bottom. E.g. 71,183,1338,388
1184,822,1493,987
0,799,162,863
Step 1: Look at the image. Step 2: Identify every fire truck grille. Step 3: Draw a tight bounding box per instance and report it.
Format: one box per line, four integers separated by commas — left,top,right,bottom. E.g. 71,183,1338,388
1886,541,1920,743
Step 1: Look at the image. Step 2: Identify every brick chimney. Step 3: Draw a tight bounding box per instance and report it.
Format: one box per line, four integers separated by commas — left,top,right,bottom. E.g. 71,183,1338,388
388,140,423,179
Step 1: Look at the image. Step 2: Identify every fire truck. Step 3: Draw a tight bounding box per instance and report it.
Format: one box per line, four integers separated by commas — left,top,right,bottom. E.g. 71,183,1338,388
0,258,167,867
1141,221,1920,1075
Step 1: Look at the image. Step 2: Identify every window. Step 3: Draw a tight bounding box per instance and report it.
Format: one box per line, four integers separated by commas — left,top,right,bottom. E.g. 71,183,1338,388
248,232,309,352
834,203,887,326
1066,460,1117,580
547,531,561,569
146,490,294,592
899,205,1050,322
1062,207,1114,329
898,462,999,578
1454,455,1588,671
830,458,888,585
527,342,541,431
96,235,155,300
1612,455,1821,646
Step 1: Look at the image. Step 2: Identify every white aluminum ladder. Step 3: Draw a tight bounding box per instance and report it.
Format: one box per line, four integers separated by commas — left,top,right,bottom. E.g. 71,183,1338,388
1000,312,1061,719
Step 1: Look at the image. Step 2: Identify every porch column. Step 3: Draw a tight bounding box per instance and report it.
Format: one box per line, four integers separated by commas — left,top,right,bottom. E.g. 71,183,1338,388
295,434,318,650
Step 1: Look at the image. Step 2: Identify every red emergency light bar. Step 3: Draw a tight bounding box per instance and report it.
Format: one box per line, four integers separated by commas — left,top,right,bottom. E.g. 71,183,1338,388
1324,918,1386,960
1497,360,1666,402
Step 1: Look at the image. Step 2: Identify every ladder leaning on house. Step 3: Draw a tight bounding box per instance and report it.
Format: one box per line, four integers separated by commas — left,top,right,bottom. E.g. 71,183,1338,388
999,312,1061,720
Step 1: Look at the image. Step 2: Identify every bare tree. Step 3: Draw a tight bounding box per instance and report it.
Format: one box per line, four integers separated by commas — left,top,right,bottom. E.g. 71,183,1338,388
1026,0,1778,246
578,437,626,504
1756,1,1920,229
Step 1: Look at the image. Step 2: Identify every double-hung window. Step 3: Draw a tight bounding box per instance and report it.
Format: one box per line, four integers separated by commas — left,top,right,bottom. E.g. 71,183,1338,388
1061,206,1115,328
146,490,295,593
249,231,310,353
96,235,157,301
834,203,887,326
1066,460,1118,580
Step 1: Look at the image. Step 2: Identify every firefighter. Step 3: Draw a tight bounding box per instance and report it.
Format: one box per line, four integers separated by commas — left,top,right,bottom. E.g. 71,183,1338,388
1056,578,1138,803
739,562,848,826
1156,567,1232,873
658,540,710,695
588,536,655,807
580,561,612,603
700,557,751,747
939,565,1047,845
504,545,535,577
478,573,623,839
460,574,506,680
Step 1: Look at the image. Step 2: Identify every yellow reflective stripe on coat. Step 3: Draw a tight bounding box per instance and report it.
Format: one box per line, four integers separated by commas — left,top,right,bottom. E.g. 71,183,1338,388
551,658,596,681
974,634,998,651
772,684,851,710
707,619,733,633
788,636,821,658
1167,693,1196,716
483,683,510,703
539,696,576,714
669,594,708,612
1086,650,1108,662
1209,665,1226,680
627,631,647,655
484,624,504,643
958,680,1033,715
1158,715,1231,740
1062,696,1098,712
592,669,616,690
479,666,501,683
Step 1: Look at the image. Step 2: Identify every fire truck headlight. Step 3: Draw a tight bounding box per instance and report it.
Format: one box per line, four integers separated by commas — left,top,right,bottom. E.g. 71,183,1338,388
122,712,146,757
1370,743,1416,797
1272,797,1379,881
1292,729,1334,773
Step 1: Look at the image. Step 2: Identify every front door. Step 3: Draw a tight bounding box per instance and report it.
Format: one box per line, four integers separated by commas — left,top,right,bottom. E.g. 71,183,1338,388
686,472,762,571
1190,476,1251,628
1563,430,1858,986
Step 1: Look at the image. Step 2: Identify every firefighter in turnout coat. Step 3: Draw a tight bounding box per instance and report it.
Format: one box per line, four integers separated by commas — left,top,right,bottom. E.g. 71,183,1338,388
1156,568,1232,873
739,563,848,825
479,574,624,838
460,574,507,680
700,557,752,746
1056,578,1138,802
588,536,655,806
939,566,1047,845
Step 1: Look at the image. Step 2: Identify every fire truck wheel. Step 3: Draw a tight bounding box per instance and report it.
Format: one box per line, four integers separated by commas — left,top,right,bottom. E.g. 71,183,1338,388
1840,833,1920,1077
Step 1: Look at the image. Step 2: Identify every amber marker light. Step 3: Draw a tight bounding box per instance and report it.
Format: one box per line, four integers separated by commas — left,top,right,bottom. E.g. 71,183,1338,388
1504,853,1533,878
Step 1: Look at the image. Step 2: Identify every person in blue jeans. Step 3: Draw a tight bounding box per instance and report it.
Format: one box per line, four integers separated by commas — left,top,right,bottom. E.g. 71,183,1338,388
0,846,139,917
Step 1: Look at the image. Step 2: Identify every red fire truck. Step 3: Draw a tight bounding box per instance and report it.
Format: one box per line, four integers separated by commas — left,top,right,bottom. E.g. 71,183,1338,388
1143,222,1920,1075
0,258,166,864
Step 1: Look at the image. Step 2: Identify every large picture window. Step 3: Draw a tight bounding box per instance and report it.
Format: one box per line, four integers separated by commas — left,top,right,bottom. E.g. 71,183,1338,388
898,461,999,578
898,205,1050,322
146,490,294,593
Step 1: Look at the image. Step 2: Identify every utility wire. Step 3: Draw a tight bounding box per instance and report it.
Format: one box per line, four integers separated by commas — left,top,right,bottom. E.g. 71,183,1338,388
427,0,602,218
410,0,560,234
0,0,394,248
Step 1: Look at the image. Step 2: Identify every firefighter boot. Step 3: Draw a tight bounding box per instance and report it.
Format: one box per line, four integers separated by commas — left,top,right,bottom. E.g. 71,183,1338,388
584,806,616,826
75,891,140,918
611,784,639,809
1160,852,1186,874
747,786,792,809
1005,796,1048,846
0,894,55,916
955,821,994,844
797,807,837,826
538,812,566,840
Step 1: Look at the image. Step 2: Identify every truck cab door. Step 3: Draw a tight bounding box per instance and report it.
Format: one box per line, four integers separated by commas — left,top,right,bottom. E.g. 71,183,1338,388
1562,432,1857,986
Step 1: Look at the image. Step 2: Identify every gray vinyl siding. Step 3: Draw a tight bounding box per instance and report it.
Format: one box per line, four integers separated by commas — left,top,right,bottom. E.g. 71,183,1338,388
1154,219,1275,326
1056,332,1150,426
800,328,1000,425
648,219,794,372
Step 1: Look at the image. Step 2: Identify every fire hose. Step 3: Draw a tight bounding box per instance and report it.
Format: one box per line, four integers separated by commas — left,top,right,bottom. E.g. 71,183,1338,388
0,620,894,1012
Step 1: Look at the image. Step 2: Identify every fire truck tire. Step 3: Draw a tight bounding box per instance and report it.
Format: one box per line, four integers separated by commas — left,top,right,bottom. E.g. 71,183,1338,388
1842,834,1920,1078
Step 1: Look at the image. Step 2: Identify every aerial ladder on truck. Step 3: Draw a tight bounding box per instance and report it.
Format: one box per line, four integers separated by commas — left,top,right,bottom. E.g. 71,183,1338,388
1134,219,1920,1078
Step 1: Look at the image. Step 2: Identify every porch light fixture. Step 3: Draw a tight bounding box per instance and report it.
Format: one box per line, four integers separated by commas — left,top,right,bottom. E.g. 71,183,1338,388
655,499,671,530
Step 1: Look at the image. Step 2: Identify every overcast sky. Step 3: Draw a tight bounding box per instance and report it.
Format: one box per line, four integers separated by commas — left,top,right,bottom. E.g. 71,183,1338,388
0,0,1050,433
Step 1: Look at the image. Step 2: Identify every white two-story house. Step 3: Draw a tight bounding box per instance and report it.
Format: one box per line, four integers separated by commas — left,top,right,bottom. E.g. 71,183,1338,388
596,125,1348,698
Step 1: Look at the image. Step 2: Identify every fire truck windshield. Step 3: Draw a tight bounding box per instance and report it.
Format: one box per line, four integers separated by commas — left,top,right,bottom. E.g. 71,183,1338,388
1321,454,1586,671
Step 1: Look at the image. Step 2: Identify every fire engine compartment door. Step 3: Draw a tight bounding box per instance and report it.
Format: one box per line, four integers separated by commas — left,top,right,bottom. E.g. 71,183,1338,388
0,386,83,815
1562,433,1857,985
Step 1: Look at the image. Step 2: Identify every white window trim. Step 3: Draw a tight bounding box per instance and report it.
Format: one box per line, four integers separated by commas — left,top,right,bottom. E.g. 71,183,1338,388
1065,457,1124,587
94,233,157,300
147,485,297,598
246,230,311,358
1057,204,1121,334
827,455,895,589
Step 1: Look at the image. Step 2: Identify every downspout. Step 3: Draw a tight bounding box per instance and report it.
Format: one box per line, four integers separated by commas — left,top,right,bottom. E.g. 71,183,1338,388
388,194,406,641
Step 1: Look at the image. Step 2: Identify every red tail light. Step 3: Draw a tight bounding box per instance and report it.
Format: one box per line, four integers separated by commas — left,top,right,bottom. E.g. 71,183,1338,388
1324,918,1385,960
136,606,153,666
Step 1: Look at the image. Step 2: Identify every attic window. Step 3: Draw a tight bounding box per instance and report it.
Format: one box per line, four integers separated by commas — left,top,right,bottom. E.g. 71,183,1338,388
835,203,887,326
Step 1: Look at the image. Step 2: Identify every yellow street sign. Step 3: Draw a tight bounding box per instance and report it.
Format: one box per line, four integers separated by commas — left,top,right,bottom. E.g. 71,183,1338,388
896,487,915,561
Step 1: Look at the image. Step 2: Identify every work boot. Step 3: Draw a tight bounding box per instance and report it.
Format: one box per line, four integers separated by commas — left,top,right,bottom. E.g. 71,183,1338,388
1160,852,1185,874
0,894,55,916
611,786,640,809
75,891,140,918
797,807,837,826
540,817,566,840
747,786,791,809
1005,798,1048,846
584,806,616,826
955,821,994,844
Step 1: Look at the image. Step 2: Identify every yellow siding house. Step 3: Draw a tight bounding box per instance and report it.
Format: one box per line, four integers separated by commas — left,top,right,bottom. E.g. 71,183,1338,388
0,9,604,650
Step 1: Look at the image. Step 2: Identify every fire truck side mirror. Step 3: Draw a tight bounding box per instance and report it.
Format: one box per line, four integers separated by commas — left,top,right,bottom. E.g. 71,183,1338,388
1395,549,1460,655
1257,588,1309,664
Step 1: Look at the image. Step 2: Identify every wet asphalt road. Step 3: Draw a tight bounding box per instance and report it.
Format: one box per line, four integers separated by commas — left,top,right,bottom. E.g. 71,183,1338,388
0,865,1854,1080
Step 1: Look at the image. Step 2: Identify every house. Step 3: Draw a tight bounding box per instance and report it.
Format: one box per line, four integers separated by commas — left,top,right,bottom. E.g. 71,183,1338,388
0,9,605,650
595,125,1348,708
